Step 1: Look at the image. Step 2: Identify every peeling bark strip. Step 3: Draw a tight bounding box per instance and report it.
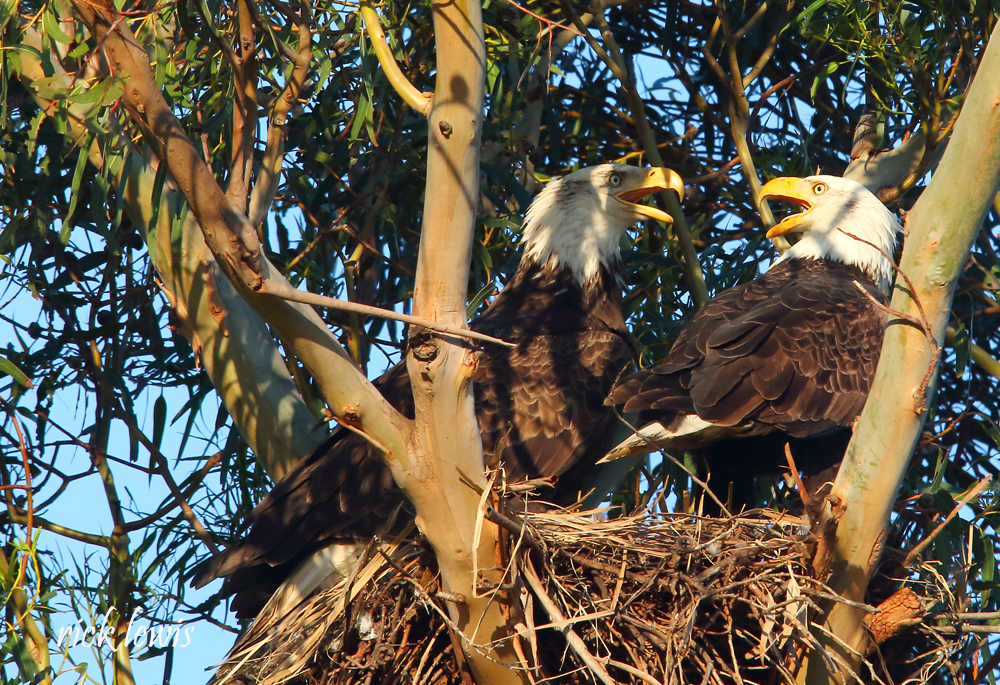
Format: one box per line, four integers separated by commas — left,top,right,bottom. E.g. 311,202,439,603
69,0,265,291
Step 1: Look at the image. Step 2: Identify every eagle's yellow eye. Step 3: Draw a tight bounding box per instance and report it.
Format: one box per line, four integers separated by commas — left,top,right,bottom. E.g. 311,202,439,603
608,173,623,188
812,182,828,195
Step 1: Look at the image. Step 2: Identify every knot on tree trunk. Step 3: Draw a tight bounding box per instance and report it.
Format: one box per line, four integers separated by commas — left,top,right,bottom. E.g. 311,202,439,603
408,328,440,362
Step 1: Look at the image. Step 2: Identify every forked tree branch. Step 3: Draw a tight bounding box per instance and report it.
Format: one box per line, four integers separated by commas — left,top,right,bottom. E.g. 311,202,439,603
248,1,311,227
16,25,322,479
392,0,528,679
70,0,266,292
68,0,412,468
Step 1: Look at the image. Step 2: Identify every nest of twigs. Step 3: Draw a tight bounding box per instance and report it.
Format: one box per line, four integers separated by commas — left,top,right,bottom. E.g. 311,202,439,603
212,505,968,685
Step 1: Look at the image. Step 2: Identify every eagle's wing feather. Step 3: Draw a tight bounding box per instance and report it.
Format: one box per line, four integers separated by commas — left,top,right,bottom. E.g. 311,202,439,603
194,265,636,619
610,260,887,440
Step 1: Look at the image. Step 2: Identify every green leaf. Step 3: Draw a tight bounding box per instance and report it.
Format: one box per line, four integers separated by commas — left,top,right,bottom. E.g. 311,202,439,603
350,93,371,141
952,321,971,376
810,62,840,102
0,355,32,388
63,131,94,244
467,281,496,318
43,8,73,45
982,533,995,583
8,632,39,679
153,395,167,452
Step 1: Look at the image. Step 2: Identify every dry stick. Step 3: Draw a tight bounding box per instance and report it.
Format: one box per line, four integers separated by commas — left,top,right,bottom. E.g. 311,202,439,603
607,658,666,685
521,557,617,685
607,404,732,517
903,475,991,567
260,279,514,347
783,443,811,509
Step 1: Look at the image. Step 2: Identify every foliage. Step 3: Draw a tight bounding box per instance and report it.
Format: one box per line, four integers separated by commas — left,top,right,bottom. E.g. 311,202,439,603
1,0,999,682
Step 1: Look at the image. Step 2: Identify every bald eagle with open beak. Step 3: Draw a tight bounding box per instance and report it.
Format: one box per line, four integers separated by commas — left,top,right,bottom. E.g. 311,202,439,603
604,175,900,507
194,164,684,618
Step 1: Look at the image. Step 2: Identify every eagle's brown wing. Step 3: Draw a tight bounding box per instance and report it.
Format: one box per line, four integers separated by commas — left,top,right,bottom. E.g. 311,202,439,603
192,366,412,590
476,330,635,500
611,259,887,439
194,265,635,614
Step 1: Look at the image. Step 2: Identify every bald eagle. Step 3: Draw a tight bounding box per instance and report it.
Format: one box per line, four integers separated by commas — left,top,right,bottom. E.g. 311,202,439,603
604,175,900,506
195,164,684,616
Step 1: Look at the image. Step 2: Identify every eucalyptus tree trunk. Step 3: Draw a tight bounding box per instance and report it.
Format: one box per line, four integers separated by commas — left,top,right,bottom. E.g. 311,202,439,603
802,21,1000,684
57,1,526,681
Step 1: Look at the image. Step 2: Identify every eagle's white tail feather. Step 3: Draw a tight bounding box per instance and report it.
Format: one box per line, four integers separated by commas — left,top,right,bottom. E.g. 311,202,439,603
599,414,716,463
264,542,364,619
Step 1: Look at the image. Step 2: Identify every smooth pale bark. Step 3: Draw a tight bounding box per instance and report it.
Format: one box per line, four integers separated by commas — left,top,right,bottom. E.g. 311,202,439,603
16,30,320,480
803,22,1000,685
395,0,527,680
843,130,937,192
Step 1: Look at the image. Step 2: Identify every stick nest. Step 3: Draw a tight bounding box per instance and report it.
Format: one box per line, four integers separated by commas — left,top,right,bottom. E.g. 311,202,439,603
212,508,966,685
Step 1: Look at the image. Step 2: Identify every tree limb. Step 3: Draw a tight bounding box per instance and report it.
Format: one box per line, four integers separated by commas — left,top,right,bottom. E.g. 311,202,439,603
67,0,412,470
803,20,1000,684
15,30,323,479
360,0,432,116
392,0,527,679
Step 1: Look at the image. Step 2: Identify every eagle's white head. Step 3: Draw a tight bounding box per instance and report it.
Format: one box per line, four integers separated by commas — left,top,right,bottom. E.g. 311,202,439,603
521,164,684,284
760,175,901,290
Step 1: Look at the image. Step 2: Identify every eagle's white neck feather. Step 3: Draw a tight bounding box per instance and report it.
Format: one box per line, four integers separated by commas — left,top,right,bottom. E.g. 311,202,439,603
521,165,641,285
771,175,900,290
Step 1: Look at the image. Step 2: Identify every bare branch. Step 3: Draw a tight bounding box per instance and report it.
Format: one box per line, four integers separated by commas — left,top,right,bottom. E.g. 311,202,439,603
359,1,432,116
261,279,514,347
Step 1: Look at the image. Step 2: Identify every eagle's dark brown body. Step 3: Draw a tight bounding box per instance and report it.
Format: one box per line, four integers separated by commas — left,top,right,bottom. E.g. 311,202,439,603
611,258,888,483
196,259,635,616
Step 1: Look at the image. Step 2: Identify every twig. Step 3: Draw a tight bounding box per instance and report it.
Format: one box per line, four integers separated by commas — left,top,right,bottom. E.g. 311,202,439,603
841,227,942,412
7,413,34,589
607,658,665,685
259,278,514,347
783,443,811,509
248,1,312,226
522,557,617,685
561,0,708,307
607,405,732,517
904,475,991,567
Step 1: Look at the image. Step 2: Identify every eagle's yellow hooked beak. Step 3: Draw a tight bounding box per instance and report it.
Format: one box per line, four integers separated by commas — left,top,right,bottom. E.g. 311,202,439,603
615,168,685,224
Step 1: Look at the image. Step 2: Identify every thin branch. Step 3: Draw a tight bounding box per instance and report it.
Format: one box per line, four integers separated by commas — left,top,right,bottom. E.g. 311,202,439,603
903,475,991,567
522,557,617,685
359,1,432,116
259,278,514,347
565,2,708,306
248,2,312,226
4,510,110,547
783,443,811,509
